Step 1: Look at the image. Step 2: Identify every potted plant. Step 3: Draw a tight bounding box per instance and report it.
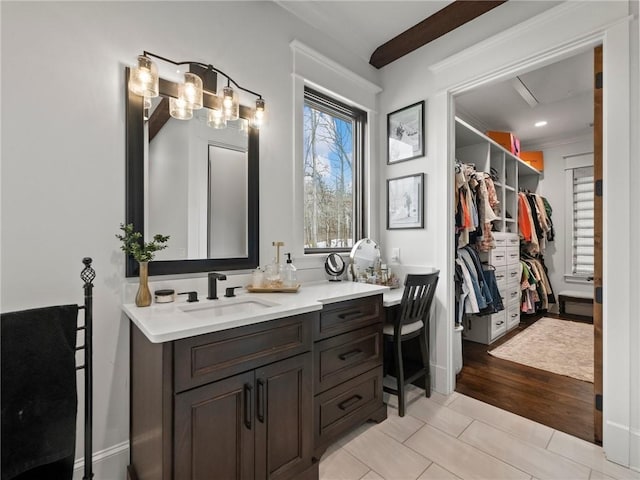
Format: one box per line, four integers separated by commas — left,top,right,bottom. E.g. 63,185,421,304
116,223,169,307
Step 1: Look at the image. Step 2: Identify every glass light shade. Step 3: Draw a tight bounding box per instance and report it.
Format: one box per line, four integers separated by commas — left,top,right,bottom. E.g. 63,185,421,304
253,98,266,128
222,86,239,121
169,96,193,120
129,55,159,98
181,72,203,110
207,107,227,129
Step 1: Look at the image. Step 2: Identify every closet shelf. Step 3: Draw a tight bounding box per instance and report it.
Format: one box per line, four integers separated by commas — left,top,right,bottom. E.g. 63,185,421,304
505,185,515,192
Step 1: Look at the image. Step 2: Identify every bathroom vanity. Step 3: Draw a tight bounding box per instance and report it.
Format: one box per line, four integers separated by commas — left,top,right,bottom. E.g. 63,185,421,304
125,282,388,480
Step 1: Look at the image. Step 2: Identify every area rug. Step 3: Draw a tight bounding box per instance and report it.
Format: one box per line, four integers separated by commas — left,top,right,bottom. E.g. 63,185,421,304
488,317,593,382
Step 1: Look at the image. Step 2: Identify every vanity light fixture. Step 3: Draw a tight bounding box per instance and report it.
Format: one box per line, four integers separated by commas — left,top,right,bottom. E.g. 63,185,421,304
128,51,266,128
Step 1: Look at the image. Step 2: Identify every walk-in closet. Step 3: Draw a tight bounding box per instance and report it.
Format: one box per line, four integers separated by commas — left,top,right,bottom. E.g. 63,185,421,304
452,48,598,444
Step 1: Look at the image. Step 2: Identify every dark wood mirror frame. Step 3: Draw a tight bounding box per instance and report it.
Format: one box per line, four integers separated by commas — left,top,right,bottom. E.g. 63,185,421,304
125,68,259,277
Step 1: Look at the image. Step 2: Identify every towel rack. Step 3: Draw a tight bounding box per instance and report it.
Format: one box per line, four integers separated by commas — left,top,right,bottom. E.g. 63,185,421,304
77,257,96,480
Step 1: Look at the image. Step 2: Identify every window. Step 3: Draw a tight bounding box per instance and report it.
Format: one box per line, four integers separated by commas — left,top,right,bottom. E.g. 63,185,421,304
303,87,366,253
571,166,595,276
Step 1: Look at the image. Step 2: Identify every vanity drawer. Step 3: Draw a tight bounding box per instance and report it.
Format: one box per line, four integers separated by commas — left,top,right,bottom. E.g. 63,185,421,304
315,324,382,394
314,366,383,449
174,312,314,392
316,295,382,340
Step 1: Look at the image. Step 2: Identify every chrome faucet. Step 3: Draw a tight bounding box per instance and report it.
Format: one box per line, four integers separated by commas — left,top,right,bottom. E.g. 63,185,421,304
207,272,227,300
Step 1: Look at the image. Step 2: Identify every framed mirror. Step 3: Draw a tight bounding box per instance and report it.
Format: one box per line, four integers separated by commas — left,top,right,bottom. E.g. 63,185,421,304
125,68,259,277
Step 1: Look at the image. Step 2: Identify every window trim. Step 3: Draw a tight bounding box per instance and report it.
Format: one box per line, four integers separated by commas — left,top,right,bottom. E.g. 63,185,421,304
302,86,367,254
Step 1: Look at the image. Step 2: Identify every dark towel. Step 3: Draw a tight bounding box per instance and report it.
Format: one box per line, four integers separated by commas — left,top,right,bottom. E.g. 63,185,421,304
1,305,79,480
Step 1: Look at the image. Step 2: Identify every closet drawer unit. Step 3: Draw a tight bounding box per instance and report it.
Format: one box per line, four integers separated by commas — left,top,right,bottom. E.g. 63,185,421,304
506,236,520,248
506,263,520,286
314,324,382,394
493,236,508,248
490,311,507,341
506,246,520,265
502,284,520,305
489,248,507,267
494,265,507,287
507,300,521,330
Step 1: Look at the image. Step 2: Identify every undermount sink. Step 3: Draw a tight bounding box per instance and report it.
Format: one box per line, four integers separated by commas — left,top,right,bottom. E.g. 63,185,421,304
178,297,279,320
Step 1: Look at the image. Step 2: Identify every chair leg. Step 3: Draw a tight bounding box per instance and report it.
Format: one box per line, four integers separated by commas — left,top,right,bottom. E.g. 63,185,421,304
394,335,406,417
418,325,431,398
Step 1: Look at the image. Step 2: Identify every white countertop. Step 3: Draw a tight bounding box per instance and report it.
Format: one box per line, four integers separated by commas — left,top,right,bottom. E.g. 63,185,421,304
124,281,389,343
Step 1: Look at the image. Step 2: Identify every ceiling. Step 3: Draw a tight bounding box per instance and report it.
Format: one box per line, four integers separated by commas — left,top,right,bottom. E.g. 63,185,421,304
274,1,592,148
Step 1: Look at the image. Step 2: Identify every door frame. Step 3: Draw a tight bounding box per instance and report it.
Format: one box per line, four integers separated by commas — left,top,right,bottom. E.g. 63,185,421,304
442,14,632,466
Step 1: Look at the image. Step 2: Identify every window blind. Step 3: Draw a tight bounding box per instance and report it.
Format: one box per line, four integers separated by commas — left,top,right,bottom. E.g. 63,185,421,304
573,166,594,275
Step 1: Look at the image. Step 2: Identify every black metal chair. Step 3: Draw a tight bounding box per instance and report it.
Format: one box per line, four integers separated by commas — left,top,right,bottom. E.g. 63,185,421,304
383,271,439,417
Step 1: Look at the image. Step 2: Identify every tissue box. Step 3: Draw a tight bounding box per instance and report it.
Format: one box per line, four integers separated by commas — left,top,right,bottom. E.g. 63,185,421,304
487,130,520,157
520,151,544,171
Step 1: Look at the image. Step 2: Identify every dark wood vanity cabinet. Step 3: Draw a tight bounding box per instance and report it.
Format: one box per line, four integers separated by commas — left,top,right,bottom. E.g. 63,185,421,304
129,294,387,480
130,312,315,480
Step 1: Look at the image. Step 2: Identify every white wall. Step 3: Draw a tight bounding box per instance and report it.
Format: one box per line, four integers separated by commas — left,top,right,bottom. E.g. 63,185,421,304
0,2,380,476
534,136,594,315
378,1,638,469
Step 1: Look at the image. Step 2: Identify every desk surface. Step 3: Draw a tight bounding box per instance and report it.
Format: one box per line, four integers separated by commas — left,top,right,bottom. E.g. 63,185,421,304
383,288,403,307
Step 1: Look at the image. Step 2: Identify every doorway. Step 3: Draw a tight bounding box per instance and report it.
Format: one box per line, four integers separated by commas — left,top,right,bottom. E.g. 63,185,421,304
451,47,602,444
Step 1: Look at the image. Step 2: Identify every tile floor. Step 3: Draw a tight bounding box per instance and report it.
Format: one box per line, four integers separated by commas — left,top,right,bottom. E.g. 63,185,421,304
319,386,639,480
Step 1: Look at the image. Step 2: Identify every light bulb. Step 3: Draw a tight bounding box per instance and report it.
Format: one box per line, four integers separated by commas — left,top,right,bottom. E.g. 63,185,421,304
182,72,203,110
253,98,266,128
222,86,239,121
169,96,193,120
129,55,159,98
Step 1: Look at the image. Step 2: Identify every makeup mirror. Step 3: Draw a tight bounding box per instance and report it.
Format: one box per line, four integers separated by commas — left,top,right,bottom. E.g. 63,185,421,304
349,238,381,281
325,253,346,281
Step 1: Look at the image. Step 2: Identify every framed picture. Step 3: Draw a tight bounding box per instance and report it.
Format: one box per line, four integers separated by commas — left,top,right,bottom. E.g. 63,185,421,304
387,173,424,229
387,100,425,164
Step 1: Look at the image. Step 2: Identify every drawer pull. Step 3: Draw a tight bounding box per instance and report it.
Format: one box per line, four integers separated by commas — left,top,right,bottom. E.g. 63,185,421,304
244,383,253,430
510,292,518,297
495,255,505,259
496,274,505,280
338,349,364,361
511,314,519,318
338,394,362,411
496,320,504,326
338,310,363,320
257,378,265,423
510,272,518,277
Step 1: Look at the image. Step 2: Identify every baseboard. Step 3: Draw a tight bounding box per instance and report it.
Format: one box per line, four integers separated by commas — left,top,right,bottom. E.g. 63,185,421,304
432,363,450,394
604,420,631,468
631,427,640,472
72,441,129,480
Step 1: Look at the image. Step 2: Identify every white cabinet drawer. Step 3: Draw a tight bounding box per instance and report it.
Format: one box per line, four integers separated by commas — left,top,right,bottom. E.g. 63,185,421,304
502,284,520,305
506,300,520,330
494,266,507,290
490,249,507,267
506,246,520,265
490,311,507,341
507,236,520,248
506,264,520,285
493,236,507,248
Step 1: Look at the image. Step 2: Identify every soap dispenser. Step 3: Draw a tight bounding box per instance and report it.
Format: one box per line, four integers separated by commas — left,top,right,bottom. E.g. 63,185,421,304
283,253,297,288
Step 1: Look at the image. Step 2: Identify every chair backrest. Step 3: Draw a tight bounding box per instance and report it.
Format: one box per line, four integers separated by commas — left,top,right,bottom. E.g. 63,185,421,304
396,271,440,329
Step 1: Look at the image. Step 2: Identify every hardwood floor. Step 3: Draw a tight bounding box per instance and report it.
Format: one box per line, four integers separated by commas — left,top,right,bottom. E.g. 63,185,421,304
455,313,596,444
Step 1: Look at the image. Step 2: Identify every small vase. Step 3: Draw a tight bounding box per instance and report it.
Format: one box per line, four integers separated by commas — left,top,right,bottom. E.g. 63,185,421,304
135,261,152,307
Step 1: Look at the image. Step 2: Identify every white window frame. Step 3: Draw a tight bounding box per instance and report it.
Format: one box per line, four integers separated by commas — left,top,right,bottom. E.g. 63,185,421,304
563,152,594,283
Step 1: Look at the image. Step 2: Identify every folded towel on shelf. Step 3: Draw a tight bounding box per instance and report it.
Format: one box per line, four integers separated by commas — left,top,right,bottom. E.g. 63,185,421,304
1,304,79,480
